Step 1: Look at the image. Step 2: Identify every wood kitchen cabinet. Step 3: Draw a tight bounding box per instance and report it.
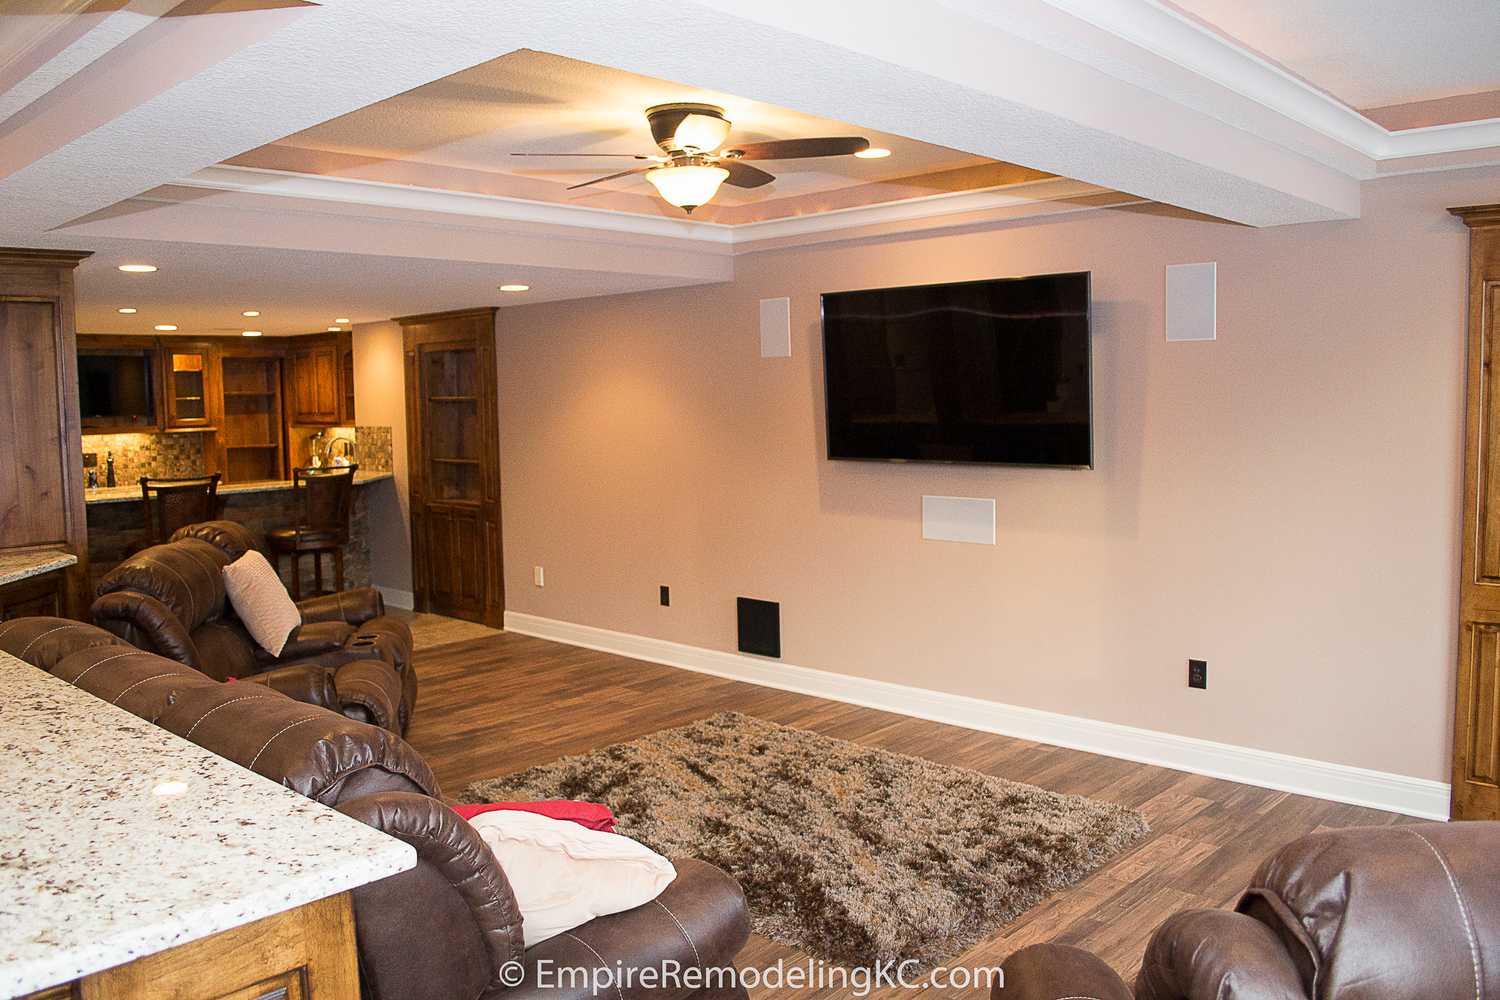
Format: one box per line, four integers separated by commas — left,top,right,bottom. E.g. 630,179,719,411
290,337,340,426
339,329,356,424
164,342,219,429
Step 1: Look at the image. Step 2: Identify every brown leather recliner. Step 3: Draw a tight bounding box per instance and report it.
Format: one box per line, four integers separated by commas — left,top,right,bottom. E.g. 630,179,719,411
1,617,752,1000
90,519,417,733
999,820,1500,1000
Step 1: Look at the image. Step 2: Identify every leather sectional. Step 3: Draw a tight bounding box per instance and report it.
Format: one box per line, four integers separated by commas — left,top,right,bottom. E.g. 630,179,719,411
0,616,751,1000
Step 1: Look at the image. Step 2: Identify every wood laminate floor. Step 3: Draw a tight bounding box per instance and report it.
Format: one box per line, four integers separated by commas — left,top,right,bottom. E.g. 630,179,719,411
396,614,1415,998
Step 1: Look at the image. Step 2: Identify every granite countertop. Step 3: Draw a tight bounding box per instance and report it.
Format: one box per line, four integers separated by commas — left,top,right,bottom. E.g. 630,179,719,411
0,548,77,587
0,651,416,997
84,470,392,505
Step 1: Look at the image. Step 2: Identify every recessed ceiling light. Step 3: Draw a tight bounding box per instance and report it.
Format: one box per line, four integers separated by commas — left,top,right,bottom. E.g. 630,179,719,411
154,324,178,331
242,310,260,317
853,147,891,159
117,307,137,314
499,284,530,292
118,263,158,273
334,317,350,324
326,326,342,332
242,330,263,337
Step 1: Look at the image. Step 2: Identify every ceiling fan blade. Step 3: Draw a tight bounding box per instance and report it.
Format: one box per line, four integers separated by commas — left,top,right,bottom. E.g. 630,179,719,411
724,137,870,160
722,160,775,188
511,153,656,159
566,166,650,190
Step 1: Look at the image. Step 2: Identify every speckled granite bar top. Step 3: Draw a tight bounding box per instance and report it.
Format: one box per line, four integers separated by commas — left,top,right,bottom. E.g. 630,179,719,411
83,470,392,505
0,651,415,997
0,548,77,587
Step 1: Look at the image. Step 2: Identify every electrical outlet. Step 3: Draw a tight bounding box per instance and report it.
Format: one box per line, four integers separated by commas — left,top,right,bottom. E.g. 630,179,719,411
1188,659,1207,689
660,585,670,607
533,565,544,588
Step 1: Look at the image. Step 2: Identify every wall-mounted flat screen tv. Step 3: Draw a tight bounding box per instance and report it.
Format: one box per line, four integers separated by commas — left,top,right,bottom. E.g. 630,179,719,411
822,271,1091,467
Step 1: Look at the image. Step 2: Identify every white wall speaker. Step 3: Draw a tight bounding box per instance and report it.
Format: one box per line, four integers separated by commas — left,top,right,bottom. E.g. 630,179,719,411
1166,262,1216,342
922,496,996,545
760,297,792,358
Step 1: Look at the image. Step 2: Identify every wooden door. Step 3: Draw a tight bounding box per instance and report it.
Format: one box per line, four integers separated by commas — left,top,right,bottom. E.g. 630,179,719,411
398,307,503,626
1452,204,1500,820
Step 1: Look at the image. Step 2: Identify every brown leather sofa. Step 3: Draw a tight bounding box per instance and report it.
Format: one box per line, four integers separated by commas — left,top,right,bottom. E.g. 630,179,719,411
1,616,751,1000
90,519,417,733
999,819,1500,1000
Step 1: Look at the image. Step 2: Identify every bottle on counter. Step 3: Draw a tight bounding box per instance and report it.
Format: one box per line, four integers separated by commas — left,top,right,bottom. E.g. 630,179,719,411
105,450,116,488
86,468,98,490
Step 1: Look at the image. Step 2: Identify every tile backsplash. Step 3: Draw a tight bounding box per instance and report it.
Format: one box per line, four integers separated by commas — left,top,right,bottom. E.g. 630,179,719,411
81,432,206,485
355,426,393,473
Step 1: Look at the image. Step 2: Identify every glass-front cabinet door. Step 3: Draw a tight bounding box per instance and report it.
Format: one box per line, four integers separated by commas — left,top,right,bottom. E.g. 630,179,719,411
164,344,216,428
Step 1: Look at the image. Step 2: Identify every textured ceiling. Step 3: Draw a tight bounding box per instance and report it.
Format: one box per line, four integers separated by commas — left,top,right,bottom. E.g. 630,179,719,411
1167,0,1500,111
238,49,999,211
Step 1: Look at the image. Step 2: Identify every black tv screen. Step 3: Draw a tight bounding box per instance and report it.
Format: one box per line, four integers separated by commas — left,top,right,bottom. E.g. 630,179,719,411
822,272,1091,467
78,353,155,422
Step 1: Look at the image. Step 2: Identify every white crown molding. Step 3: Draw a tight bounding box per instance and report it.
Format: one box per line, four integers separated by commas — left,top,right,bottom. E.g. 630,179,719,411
1032,0,1500,165
175,165,1127,250
505,611,1452,820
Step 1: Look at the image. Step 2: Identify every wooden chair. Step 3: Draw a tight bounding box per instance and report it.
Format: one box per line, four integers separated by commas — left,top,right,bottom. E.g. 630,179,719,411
267,465,357,599
138,474,222,549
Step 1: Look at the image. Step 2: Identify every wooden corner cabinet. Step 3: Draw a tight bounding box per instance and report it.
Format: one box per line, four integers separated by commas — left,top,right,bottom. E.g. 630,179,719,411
398,307,503,626
1450,203,1500,821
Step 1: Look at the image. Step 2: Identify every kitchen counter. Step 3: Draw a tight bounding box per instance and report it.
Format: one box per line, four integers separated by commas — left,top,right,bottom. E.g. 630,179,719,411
0,548,76,587
0,649,415,998
83,469,392,505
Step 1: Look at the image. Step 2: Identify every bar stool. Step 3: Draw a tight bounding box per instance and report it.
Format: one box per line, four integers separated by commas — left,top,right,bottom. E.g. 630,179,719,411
267,465,357,599
137,474,222,552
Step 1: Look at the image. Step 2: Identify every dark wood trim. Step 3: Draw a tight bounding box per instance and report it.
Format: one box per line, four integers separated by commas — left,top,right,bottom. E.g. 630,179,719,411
0,247,92,269
1450,204,1500,228
392,306,500,325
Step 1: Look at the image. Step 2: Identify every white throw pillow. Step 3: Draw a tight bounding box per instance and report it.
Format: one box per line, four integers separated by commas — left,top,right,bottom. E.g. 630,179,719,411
466,810,677,947
222,550,301,657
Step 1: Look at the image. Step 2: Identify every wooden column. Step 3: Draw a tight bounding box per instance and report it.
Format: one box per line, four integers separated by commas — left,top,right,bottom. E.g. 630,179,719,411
0,247,92,618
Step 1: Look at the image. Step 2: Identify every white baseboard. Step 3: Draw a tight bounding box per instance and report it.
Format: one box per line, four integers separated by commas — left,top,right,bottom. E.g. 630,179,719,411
504,611,1451,821
377,587,415,610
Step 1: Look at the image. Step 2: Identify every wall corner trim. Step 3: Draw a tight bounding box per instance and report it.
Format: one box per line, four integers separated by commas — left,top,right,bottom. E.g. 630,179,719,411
503,611,1451,820
376,587,415,610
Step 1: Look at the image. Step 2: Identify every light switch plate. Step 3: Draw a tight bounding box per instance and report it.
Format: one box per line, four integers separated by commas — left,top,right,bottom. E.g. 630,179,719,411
759,297,791,358
922,496,996,545
1166,262,1216,342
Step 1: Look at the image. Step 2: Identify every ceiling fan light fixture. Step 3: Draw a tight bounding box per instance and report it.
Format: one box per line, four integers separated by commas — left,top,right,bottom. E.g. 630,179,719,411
645,163,729,214
672,113,732,153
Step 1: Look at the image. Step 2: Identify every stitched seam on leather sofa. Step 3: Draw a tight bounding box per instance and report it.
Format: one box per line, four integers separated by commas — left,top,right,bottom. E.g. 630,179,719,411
112,672,181,704
17,623,96,658
653,899,701,965
151,558,196,626
69,650,153,687
562,933,625,1000
248,716,321,770
187,695,276,736
1408,830,1482,1000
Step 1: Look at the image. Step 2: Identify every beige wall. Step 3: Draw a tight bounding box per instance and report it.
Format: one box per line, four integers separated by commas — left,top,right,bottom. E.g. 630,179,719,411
353,320,413,597
492,166,1498,784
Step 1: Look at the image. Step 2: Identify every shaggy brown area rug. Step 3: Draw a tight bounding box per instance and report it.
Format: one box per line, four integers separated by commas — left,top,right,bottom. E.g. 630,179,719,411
462,712,1147,968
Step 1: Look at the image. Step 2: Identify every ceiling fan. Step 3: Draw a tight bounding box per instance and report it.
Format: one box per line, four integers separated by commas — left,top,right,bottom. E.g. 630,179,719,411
512,103,873,214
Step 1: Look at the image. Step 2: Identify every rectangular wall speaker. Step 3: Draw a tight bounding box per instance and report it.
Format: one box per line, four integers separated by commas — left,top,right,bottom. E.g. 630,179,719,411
922,496,996,545
759,297,792,358
737,597,781,658
1166,262,1216,342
